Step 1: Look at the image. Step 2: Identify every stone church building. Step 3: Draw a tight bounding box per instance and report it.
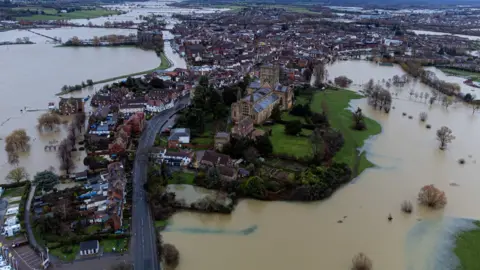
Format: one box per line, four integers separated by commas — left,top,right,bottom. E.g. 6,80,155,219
231,65,294,125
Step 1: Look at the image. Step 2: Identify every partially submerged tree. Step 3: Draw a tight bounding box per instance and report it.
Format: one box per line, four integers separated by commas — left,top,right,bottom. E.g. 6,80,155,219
162,243,180,269
58,139,75,175
7,152,19,167
37,112,61,132
334,76,353,88
4,129,30,153
418,184,447,209
313,63,327,87
401,200,413,213
436,126,455,150
419,112,428,122
352,252,373,270
5,167,29,183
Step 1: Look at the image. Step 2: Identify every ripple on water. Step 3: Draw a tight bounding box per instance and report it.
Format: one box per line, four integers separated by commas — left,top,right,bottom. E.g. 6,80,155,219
405,217,477,270
163,225,258,236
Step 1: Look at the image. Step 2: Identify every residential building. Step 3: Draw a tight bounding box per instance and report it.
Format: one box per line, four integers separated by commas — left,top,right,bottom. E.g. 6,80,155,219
218,166,238,181
79,240,99,256
145,100,166,113
168,128,191,148
58,98,84,115
214,132,230,151
161,150,193,166
119,104,144,114
200,150,233,168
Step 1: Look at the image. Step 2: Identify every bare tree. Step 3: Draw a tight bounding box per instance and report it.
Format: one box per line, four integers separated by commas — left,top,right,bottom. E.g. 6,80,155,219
418,184,447,209
74,112,87,132
401,200,413,213
419,112,428,122
68,123,78,147
364,79,375,94
37,112,61,132
424,92,430,103
313,63,327,88
352,253,372,270
7,152,19,167
58,139,75,175
429,96,436,106
436,126,455,150
4,129,30,153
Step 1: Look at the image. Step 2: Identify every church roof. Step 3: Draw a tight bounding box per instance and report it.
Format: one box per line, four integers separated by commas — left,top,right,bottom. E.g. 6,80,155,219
248,81,262,89
243,88,271,103
274,83,289,93
254,93,279,113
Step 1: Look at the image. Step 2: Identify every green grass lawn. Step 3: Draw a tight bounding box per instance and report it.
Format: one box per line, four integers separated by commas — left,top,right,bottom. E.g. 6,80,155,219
262,124,312,158
281,111,306,123
50,245,80,262
310,89,381,175
192,136,214,145
16,8,119,21
101,238,128,253
169,171,195,185
454,221,480,270
2,186,25,198
85,224,101,234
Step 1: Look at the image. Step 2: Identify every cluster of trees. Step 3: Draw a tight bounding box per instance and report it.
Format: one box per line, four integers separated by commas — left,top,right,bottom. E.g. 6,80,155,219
418,184,447,209
33,170,59,193
400,61,461,96
4,129,31,167
57,112,86,175
61,79,93,92
196,162,352,202
364,79,392,113
177,76,229,135
334,76,353,88
37,112,61,132
67,34,137,46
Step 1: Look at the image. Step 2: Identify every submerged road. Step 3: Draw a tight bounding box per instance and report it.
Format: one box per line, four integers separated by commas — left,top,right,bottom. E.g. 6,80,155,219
132,96,189,270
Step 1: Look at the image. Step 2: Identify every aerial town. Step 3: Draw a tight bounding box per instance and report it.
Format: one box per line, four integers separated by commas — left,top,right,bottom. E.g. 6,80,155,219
1,1,480,270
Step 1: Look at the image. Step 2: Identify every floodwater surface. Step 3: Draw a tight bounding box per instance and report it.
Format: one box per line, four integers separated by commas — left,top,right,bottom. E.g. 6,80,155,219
163,61,480,270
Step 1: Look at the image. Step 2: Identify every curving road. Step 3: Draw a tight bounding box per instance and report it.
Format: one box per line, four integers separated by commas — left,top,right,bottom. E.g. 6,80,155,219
131,96,189,270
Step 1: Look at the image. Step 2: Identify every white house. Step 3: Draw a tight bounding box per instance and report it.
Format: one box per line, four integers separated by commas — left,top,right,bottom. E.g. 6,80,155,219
4,216,18,226
119,104,145,114
2,224,20,237
79,240,99,256
5,206,19,216
145,100,166,113
160,150,192,166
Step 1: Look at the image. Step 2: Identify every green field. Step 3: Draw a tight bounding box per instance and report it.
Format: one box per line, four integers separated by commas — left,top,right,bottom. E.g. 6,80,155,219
440,68,480,81
16,8,119,21
2,186,25,198
281,111,306,123
454,221,480,270
101,238,128,253
169,171,196,185
262,124,312,158
310,90,382,174
215,4,320,14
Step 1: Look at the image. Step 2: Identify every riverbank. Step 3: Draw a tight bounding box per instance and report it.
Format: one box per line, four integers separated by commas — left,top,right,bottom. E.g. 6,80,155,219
454,221,480,270
56,51,172,95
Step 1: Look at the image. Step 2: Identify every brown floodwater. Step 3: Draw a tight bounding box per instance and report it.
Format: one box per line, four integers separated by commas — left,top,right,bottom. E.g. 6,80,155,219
0,23,188,181
163,61,480,270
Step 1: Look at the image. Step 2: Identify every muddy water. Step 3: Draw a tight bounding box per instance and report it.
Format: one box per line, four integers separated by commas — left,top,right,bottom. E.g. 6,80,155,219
0,20,186,182
163,61,480,270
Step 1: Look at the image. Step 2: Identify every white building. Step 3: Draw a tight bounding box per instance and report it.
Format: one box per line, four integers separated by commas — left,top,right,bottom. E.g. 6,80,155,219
79,240,100,256
3,224,21,237
145,100,166,113
5,206,19,216
119,104,145,114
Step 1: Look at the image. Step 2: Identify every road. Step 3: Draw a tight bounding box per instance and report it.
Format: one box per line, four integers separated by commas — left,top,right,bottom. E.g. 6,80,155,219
131,95,189,270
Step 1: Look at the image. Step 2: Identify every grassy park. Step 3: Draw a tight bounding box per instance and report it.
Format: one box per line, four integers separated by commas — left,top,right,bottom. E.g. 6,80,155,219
262,124,312,158
310,89,382,174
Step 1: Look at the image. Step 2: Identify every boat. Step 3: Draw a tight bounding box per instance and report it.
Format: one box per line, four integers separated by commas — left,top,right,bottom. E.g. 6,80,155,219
83,95,91,102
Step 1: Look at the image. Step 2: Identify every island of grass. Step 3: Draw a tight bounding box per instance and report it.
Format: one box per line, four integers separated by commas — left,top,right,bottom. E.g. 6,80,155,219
454,221,480,270
15,7,120,21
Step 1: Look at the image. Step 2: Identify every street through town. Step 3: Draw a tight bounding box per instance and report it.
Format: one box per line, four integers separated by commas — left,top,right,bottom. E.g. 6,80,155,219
131,96,189,270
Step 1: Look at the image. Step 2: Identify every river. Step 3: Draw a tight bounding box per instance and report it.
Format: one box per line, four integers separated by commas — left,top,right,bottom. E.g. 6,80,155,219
0,1,191,181
163,61,480,270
